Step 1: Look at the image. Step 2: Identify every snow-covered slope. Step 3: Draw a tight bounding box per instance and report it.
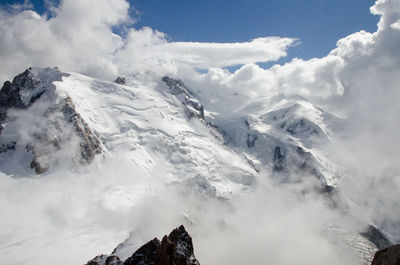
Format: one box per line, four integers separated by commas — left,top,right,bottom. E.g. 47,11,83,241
0,68,388,265
0,67,342,191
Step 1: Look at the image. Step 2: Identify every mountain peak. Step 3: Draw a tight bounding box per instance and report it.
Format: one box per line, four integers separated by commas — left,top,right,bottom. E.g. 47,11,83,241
0,68,101,175
0,67,66,110
87,225,200,265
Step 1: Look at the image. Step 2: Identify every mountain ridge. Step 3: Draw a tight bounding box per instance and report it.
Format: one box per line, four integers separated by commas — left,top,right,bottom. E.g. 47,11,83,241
0,67,391,265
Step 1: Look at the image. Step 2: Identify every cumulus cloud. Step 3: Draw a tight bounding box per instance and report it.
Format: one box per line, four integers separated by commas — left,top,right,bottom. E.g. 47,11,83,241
371,0,400,31
181,0,400,243
0,158,361,265
0,0,295,84
1,0,400,264
0,0,130,82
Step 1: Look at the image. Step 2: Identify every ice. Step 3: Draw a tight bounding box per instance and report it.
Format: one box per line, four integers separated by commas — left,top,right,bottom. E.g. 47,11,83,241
0,68,381,265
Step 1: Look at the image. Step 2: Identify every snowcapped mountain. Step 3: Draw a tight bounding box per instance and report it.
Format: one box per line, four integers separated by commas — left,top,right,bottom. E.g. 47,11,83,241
0,67,390,265
0,67,340,192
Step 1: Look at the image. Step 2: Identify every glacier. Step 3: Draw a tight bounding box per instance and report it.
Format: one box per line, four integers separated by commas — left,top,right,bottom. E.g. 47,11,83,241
0,67,392,265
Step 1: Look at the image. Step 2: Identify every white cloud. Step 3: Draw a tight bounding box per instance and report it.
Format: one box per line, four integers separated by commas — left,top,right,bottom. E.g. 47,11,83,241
391,20,400,30
0,0,129,83
115,34,296,77
0,1,295,84
158,37,295,68
371,0,400,31
6,0,33,12
180,0,400,243
1,0,400,263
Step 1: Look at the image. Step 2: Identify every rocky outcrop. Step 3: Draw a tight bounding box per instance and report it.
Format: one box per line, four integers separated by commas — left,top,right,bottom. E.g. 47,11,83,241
114,77,126,85
123,238,160,265
371,245,400,265
57,96,102,164
158,225,199,265
27,96,102,173
273,146,286,172
162,77,204,120
362,225,392,250
86,225,200,265
0,67,64,110
0,68,102,174
87,255,123,265
161,76,228,143
0,141,16,153
246,133,258,148
0,69,42,109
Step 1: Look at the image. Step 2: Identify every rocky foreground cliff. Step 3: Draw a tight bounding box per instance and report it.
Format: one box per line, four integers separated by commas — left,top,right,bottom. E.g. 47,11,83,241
87,226,400,265
86,226,200,265
371,245,400,265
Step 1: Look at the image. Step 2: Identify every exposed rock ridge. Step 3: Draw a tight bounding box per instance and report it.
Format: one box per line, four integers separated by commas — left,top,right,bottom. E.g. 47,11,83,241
28,96,102,174
162,76,204,120
371,244,400,265
0,141,16,153
0,68,43,109
362,225,392,250
0,67,65,111
59,97,102,164
86,225,200,265
114,77,126,85
161,76,228,142
0,68,102,174
161,76,337,190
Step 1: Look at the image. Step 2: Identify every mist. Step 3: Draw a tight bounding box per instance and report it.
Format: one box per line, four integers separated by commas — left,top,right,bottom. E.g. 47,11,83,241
0,150,364,265
1,0,400,264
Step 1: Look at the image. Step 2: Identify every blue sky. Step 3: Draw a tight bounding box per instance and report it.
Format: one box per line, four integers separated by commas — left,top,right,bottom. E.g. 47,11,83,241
132,0,378,61
3,0,378,65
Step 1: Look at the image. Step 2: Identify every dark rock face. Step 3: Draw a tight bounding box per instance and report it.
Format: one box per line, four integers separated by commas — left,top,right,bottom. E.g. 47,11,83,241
162,76,204,120
0,67,63,109
161,225,199,265
246,133,258,148
371,245,400,265
273,146,285,171
162,76,227,144
0,68,101,174
124,238,160,265
87,255,123,265
0,68,53,149
29,157,48,174
362,225,392,250
0,69,41,108
281,118,322,137
0,141,16,153
59,97,102,164
114,77,126,85
86,225,200,265
161,77,193,97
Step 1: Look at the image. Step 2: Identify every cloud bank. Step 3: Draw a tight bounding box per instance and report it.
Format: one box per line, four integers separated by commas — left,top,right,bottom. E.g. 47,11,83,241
0,0,295,83
183,0,400,243
0,158,360,265
1,0,400,264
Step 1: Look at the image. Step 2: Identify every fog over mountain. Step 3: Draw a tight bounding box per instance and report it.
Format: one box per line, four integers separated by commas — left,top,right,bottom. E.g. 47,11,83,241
0,0,399,265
